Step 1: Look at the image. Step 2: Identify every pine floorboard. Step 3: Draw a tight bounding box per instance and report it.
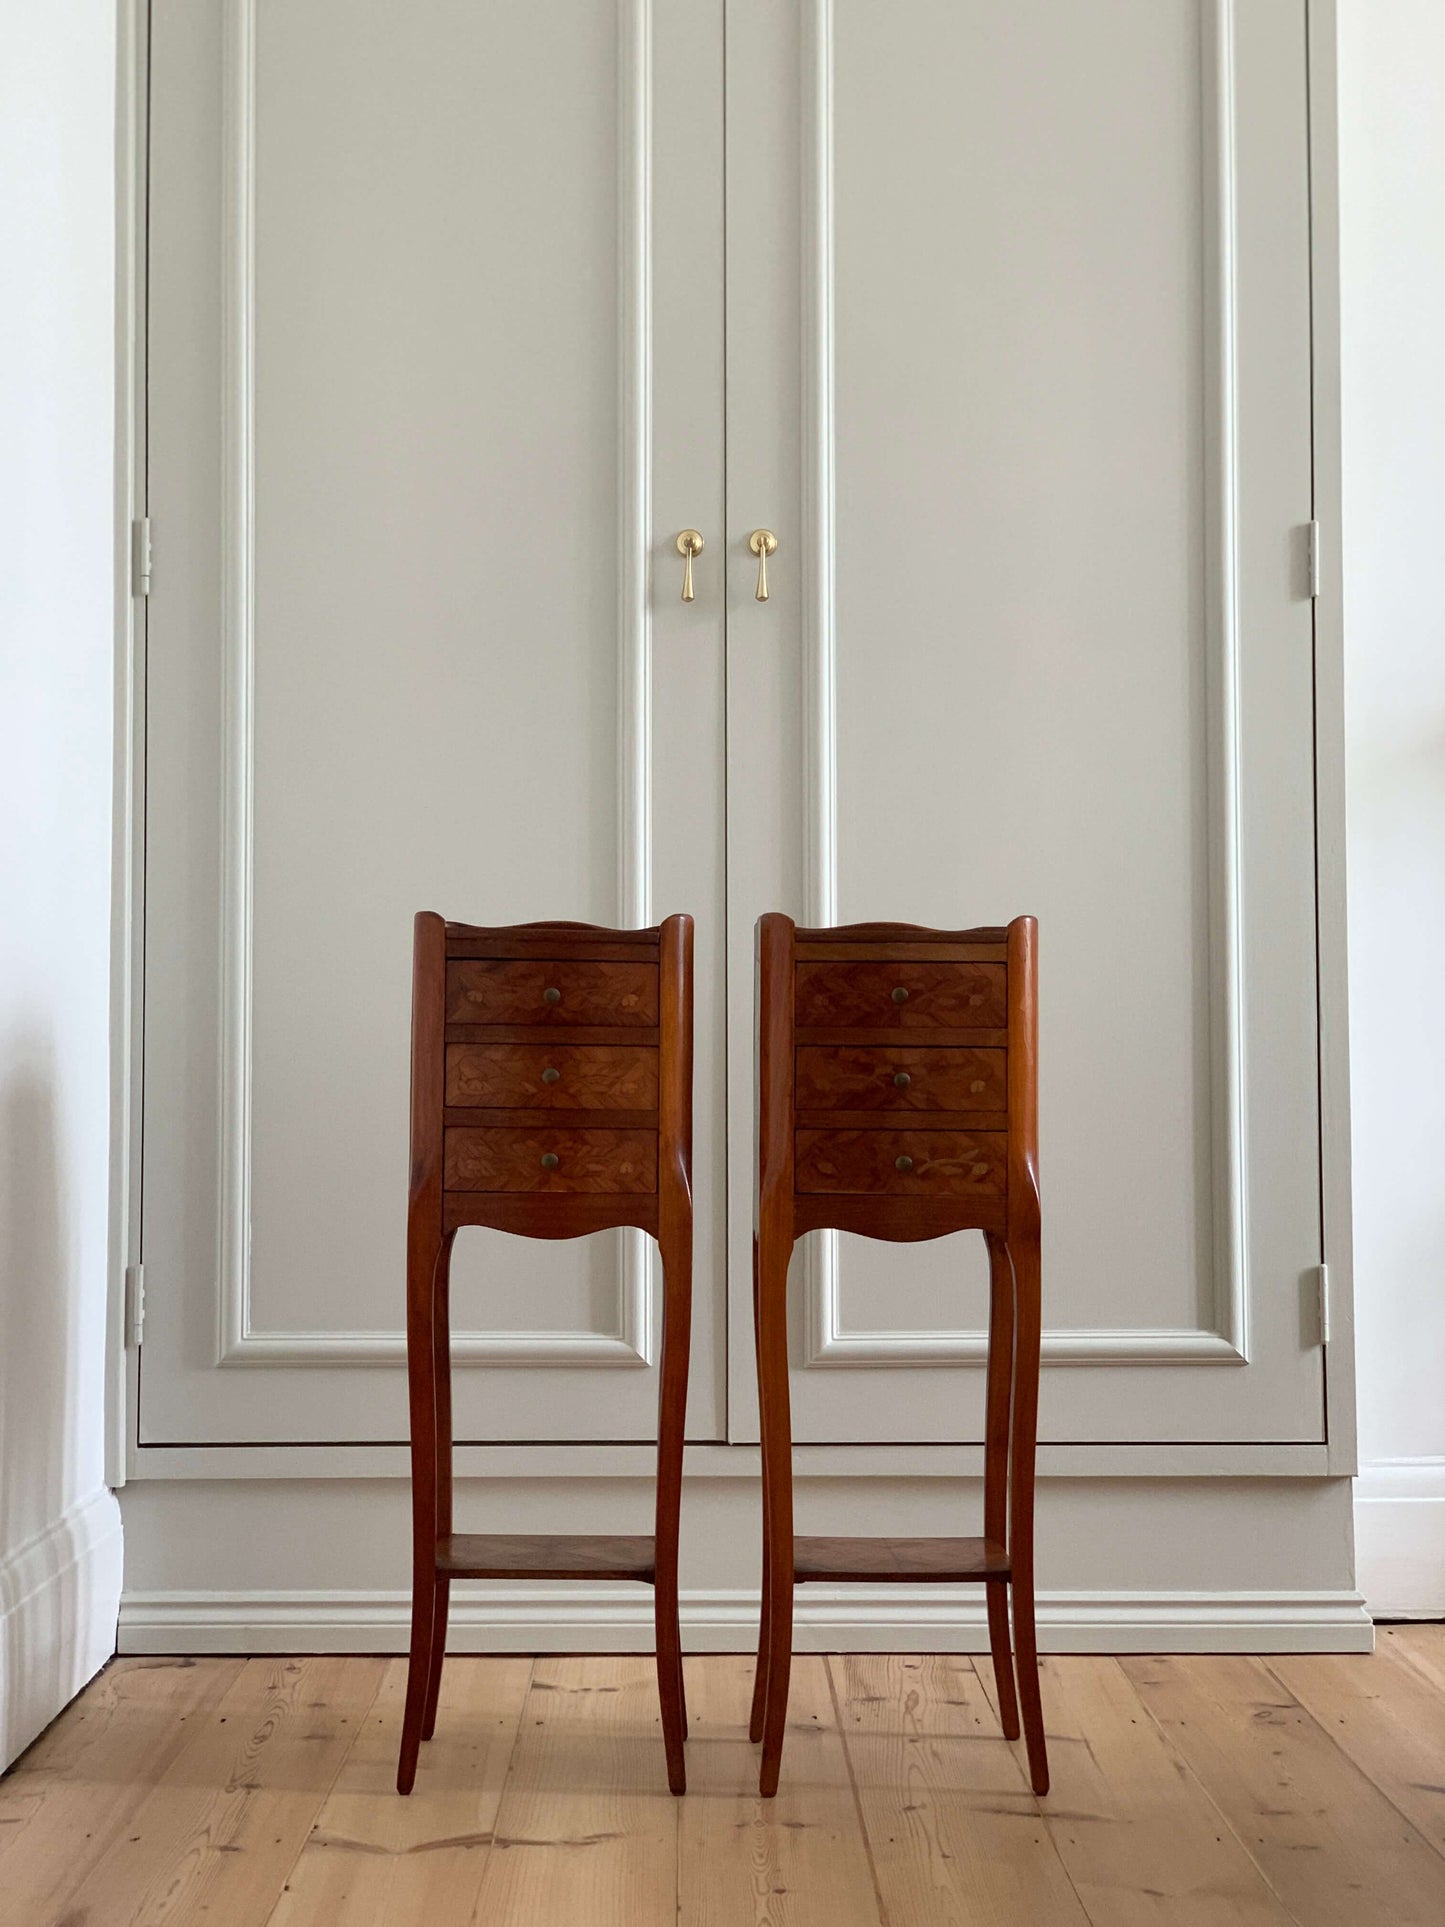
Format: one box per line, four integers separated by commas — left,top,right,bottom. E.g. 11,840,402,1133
2,1633,1442,1924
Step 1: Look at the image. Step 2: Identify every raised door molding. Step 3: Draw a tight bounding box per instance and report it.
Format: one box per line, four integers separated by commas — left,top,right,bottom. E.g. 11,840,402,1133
801,0,1251,1371
215,0,657,1370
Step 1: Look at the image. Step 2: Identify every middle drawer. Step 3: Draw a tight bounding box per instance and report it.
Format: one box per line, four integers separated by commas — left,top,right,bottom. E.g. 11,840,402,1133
796,1044,1004,1114
446,1043,658,1112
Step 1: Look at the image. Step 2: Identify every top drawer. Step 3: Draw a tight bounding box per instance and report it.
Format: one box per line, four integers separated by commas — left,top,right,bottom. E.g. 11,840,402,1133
446,959,659,1027
795,960,1006,1030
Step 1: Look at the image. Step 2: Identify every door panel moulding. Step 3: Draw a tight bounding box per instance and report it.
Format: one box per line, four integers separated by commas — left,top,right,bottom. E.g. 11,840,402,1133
801,0,1252,1375
211,0,657,1375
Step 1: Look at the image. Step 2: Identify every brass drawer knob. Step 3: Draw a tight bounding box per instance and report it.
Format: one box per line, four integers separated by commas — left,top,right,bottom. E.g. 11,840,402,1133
541,1067,561,1085
543,986,562,1005
894,1154,914,1173
891,985,909,1005
892,1070,911,1088
540,1152,560,1171
970,1079,985,1093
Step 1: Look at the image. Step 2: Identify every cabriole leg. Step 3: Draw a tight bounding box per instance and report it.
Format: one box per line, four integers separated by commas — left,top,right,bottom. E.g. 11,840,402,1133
1008,1226,1049,1795
655,1212,692,1794
983,1231,1021,1742
756,1219,795,1798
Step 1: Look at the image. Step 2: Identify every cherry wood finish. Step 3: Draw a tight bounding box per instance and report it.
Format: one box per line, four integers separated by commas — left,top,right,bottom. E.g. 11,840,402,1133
750,914,1047,1798
399,914,693,1798
793,1535,1010,1581
445,1042,659,1110
436,1534,657,1580
443,1125,657,1194
445,957,658,1026
794,1128,1007,1198
794,958,1007,1029
795,1043,1006,1113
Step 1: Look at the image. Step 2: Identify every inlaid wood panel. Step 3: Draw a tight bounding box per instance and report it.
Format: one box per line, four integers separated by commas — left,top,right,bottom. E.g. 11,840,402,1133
445,1043,658,1111
443,1126,657,1194
444,958,658,1027
796,1043,1005,1112
795,959,1006,1029
794,1127,1007,1198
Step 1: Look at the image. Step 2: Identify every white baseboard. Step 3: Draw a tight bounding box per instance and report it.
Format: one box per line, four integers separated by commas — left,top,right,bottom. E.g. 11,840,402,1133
1,1488,124,1770
118,1584,1373,1656
1354,1457,1445,1618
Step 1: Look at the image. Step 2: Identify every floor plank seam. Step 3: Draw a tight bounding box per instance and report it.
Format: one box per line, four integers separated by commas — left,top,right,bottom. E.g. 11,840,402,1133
261,1656,389,1927
1258,1651,1445,1871
824,1654,889,1927
471,1652,536,1924
1121,1662,1323,1927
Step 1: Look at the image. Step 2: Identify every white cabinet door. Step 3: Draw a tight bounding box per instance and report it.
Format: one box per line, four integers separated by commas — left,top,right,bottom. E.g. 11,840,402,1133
143,0,1330,1458
725,0,1327,1443
141,0,727,1443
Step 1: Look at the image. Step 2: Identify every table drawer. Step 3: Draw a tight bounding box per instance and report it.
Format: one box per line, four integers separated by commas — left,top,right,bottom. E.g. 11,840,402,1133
445,1043,658,1111
796,1045,1005,1113
795,1128,1006,1198
445,959,658,1027
444,1127,657,1193
795,960,1006,1030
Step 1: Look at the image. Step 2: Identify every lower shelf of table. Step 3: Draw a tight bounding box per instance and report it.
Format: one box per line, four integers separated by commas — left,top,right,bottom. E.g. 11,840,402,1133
436,1533,656,1582
793,1535,1010,1583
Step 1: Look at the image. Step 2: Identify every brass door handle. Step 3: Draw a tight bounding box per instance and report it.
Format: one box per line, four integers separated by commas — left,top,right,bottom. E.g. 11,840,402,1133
749,528,778,601
676,529,704,602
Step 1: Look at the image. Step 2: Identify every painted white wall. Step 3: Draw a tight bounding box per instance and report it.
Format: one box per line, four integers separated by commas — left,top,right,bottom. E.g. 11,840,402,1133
1340,0,1445,1616
0,0,124,1767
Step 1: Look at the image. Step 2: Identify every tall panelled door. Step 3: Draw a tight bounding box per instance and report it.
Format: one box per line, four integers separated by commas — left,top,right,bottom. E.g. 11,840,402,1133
142,3,1327,1468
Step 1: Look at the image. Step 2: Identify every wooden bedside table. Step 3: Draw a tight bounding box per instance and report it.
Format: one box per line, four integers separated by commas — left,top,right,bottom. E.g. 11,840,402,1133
397,913,693,1796
749,913,1047,1797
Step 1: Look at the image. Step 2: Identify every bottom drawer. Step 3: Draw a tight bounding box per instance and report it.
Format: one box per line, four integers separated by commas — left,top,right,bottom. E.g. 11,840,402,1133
795,1128,1006,1198
445,1127,657,1194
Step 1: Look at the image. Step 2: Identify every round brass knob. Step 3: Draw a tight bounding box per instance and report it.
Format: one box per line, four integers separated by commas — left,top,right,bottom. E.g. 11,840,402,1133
891,985,909,1005
541,1067,561,1085
543,986,562,1005
540,1152,560,1171
893,1070,912,1089
895,1154,914,1173
970,1079,985,1093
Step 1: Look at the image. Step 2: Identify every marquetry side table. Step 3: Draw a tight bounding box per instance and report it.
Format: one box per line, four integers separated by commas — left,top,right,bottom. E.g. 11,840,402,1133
749,914,1047,1796
397,913,693,1796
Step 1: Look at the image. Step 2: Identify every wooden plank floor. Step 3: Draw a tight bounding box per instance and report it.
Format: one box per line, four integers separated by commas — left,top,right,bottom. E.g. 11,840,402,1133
2,1633,1443,1925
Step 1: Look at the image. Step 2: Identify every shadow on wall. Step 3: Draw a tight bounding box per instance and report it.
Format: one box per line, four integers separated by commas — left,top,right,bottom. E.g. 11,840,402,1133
0,1030,86,1750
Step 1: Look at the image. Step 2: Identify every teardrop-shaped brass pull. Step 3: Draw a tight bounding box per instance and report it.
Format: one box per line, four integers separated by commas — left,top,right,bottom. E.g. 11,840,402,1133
749,528,778,601
540,1152,560,1171
676,529,704,602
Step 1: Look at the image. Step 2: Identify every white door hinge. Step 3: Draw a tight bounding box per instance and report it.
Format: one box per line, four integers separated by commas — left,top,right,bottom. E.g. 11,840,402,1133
1315,1262,1330,1346
125,1261,145,1348
1306,519,1321,599
131,516,152,597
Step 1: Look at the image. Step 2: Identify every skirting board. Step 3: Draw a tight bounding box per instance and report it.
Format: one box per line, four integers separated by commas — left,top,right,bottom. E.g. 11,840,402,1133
118,1584,1373,1656
1,1489,125,1770
1354,1457,1445,1619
